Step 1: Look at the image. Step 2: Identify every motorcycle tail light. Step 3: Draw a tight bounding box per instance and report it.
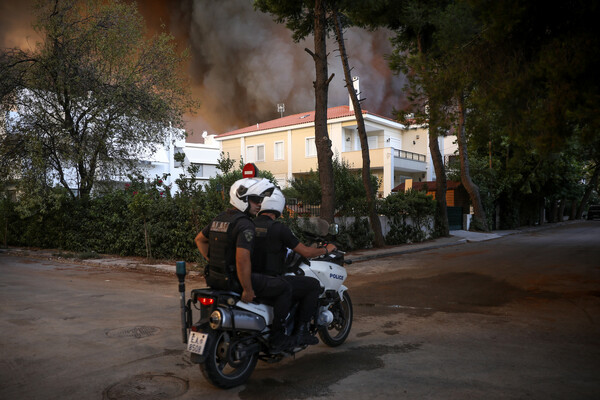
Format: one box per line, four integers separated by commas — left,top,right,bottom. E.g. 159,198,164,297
199,297,215,306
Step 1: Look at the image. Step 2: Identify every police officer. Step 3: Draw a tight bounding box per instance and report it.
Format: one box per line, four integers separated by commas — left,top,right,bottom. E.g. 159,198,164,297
253,188,337,346
195,178,294,352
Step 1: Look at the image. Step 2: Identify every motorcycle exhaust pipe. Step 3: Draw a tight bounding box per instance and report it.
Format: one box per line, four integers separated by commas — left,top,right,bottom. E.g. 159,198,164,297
176,261,187,343
209,307,266,332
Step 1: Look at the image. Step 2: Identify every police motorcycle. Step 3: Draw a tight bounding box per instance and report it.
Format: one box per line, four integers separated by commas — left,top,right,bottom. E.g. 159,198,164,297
176,217,353,389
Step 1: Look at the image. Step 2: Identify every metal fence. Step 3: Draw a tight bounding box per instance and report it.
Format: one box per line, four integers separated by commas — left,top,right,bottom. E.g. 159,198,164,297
394,149,426,162
285,203,321,217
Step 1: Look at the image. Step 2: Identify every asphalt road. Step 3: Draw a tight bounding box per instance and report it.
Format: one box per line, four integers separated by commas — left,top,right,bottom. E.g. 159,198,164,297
0,221,599,399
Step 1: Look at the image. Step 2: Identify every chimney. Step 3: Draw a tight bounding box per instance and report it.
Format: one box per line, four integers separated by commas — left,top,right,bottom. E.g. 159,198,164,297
349,76,360,112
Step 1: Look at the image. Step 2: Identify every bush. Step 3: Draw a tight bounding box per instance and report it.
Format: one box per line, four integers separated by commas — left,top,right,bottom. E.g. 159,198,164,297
380,189,435,245
283,156,380,217
336,217,374,251
1,151,438,259
0,153,286,262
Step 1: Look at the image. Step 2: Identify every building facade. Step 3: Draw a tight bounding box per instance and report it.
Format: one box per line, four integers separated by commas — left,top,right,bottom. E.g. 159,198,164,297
143,130,220,195
216,105,440,197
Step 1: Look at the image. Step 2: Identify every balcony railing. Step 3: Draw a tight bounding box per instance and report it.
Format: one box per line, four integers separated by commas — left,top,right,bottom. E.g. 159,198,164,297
394,149,426,162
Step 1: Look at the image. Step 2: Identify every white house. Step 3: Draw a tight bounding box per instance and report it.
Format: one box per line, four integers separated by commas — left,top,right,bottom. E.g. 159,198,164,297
137,129,221,195
1,107,221,196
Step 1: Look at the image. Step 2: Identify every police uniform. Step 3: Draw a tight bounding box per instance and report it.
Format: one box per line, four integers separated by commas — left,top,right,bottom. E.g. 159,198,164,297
253,214,321,326
201,209,292,334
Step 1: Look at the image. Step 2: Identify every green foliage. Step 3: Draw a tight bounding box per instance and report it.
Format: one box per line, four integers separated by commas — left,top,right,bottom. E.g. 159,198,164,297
380,0,599,230
0,196,16,248
4,1,597,258
1,0,197,200
333,157,381,217
380,189,435,245
0,152,289,262
284,156,380,217
283,171,322,204
447,118,596,229
336,217,375,251
254,0,319,43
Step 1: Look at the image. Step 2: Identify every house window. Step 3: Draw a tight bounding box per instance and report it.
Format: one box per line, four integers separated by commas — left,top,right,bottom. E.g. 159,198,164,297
190,163,217,178
191,163,203,176
445,154,459,167
256,144,265,162
246,145,255,162
246,144,265,162
274,141,284,160
368,136,378,149
306,137,317,157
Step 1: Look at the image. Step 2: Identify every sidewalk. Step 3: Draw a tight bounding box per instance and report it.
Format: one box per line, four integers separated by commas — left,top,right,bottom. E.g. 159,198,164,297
1,222,573,274
344,229,516,263
340,222,569,263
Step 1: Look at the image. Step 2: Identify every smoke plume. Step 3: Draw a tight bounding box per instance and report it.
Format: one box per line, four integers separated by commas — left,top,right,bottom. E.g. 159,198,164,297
1,0,408,142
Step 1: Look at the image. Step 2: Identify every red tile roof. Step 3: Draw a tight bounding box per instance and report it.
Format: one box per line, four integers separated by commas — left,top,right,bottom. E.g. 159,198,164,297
216,105,399,138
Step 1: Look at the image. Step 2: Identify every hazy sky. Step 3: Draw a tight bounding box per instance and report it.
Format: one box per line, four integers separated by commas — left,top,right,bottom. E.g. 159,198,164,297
0,0,407,142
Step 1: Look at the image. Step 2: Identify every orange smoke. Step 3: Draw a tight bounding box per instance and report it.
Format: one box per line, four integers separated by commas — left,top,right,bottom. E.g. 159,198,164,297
1,0,408,142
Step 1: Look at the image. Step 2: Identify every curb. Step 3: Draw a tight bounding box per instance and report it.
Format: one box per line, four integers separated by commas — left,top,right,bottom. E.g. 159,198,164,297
1,248,203,277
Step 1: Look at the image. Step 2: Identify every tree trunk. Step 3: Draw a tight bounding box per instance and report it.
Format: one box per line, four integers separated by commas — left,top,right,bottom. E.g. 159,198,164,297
576,162,599,219
332,10,385,247
412,32,449,237
569,200,577,220
538,196,545,225
429,130,449,236
310,0,335,223
550,199,559,223
3,218,7,248
428,103,449,237
558,197,566,222
456,94,488,231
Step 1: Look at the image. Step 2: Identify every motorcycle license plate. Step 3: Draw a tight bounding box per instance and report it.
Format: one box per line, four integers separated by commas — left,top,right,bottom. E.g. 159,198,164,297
187,331,208,355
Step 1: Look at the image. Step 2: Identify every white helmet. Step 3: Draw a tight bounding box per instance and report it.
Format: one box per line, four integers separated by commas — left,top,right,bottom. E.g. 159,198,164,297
259,187,285,218
230,178,274,213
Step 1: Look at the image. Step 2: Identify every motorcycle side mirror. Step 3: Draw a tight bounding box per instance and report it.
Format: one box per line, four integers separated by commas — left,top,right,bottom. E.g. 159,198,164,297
328,223,339,236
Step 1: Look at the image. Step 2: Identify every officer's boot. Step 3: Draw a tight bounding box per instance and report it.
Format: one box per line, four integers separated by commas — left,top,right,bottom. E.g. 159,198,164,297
270,329,295,353
295,322,319,346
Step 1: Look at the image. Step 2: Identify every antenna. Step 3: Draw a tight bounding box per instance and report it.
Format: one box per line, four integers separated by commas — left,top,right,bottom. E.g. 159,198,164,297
277,103,285,118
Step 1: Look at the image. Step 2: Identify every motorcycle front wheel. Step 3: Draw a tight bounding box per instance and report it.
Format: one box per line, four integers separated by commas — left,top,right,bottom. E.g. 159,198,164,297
200,331,258,389
319,290,353,347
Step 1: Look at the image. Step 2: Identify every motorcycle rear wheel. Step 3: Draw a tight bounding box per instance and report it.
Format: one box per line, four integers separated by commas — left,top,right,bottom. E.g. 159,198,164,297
318,290,353,347
200,331,258,389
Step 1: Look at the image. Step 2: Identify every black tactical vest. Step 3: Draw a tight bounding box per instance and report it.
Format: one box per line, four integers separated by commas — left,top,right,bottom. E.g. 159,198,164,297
253,217,287,276
205,211,248,292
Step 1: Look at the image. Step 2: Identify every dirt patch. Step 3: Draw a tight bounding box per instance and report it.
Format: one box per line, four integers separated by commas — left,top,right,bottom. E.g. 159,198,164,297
240,343,421,400
105,326,161,339
440,250,490,259
351,272,548,316
103,374,188,399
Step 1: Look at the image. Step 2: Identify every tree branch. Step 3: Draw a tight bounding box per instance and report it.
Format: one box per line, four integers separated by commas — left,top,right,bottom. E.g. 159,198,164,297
326,73,335,86
304,48,315,59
